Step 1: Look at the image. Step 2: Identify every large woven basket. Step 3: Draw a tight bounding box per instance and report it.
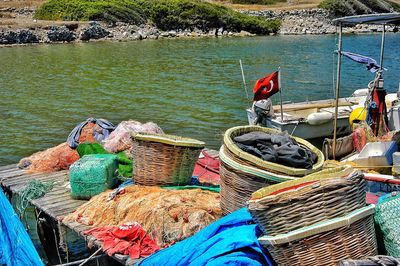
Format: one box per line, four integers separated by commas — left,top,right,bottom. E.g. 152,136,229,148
248,167,366,235
131,133,205,186
224,125,324,176
259,205,378,266
375,193,400,257
219,145,296,215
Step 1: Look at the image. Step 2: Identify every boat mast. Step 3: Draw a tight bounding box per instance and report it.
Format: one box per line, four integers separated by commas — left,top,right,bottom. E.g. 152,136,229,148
379,24,386,72
332,22,343,160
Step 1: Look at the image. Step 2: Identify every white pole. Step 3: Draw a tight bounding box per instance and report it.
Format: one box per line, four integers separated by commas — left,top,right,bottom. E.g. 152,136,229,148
239,59,250,101
278,67,284,122
333,23,343,160
379,24,386,71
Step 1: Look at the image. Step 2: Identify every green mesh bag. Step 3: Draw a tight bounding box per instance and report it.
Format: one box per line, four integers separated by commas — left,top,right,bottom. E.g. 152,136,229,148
375,193,400,257
69,154,118,199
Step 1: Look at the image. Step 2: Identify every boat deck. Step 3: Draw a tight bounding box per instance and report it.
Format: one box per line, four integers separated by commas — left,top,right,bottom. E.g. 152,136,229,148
0,164,129,265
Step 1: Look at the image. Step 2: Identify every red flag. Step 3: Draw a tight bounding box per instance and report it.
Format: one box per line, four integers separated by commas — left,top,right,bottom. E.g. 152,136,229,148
253,71,280,101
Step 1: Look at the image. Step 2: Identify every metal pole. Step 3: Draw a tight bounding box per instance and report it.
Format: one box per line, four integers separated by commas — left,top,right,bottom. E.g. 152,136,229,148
278,67,284,122
239,59,250,101
379,24,386,71
332,23,343,160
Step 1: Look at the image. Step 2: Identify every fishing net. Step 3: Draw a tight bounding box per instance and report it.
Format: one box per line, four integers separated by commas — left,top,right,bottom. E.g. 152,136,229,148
103,120,164,154
375,193,400,257
63,186,221,247
16,179,55,216
18,143,80,173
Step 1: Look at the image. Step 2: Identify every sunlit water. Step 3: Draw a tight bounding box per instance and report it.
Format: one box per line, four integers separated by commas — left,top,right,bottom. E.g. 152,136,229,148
1,34,399,165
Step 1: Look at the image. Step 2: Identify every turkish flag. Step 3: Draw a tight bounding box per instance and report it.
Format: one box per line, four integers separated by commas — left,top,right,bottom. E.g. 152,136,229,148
253,71,280,101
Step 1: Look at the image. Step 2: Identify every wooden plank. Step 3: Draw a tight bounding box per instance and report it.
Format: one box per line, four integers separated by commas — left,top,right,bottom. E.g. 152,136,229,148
35,191,73,203
1,170,64,184
0,169,27,179
1,171,47,183
53,205,84,217
4,172,68,188
34,197,83,211
33,193,73,205
0,164,18,171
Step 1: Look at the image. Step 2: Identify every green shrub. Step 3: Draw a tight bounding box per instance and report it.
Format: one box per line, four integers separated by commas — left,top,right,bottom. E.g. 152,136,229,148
35,0,281,34
319,0,400,16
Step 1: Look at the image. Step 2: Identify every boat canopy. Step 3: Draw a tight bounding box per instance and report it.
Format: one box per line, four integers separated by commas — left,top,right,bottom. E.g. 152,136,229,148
333,13,400,25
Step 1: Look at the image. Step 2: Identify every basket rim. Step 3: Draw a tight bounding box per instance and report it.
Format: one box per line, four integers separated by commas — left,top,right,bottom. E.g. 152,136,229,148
258,205,375,246
219,145,296,183
223,125,324,176
249,166,354,200
132,133,205,148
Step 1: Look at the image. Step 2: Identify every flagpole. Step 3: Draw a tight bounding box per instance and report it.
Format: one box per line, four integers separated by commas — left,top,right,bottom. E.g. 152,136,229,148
239,60,250,101
333,22,343,160
278,67,284,123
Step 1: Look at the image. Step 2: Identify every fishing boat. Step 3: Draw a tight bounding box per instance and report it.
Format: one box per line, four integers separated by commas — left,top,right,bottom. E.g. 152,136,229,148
247,91,398,139
246,13,400,140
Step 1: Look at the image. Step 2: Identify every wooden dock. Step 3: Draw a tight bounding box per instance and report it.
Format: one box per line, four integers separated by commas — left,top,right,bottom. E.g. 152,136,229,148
0,164,130,265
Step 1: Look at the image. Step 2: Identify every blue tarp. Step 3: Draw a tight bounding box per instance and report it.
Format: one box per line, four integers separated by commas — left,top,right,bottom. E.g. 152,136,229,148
0,188,43,266
138,208,274,266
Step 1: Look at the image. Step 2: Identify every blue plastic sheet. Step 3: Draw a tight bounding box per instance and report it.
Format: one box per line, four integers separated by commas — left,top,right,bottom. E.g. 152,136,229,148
138,208,273,266
0,188,43,266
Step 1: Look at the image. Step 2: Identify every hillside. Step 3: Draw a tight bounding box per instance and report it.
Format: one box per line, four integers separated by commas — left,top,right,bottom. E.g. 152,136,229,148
2,0,400,12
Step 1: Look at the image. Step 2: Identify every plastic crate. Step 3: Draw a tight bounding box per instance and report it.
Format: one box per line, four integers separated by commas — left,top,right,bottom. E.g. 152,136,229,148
69,154,118,199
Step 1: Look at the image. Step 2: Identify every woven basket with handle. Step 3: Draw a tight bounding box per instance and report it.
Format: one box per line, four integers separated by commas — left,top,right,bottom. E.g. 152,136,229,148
131,133,205,186
259,205,378,266
219,145,296,215
248,167,367,236
224,125,324,176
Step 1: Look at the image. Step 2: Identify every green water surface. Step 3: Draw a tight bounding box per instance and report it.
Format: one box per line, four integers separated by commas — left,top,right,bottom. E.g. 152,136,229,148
1,34,399,165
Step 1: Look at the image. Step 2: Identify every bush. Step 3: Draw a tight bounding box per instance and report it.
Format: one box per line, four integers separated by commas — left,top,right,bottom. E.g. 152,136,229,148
35,0,281,34
319,0,400,16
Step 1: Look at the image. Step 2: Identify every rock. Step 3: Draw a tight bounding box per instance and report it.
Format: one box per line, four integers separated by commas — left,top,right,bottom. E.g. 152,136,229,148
47,26,76,42
0,29,39,44
168,30,177,37
160,31,169,37
65,23,79,31
239,30,252,37
80,22,109,41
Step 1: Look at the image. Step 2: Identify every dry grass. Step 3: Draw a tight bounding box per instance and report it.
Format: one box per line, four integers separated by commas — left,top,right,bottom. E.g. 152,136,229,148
0,0,45,9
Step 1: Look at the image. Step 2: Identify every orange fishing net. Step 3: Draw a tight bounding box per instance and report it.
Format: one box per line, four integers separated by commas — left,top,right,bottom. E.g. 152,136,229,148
63,186,221,247
18,143,80,173
18,123,99,173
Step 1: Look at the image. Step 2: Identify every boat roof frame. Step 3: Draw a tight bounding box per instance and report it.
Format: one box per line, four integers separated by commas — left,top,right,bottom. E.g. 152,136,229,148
332,13,400,25
331,13,399,158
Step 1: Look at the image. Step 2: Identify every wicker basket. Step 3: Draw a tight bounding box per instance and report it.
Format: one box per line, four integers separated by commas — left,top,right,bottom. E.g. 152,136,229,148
248,167,367,235
219,145,296,215
131,133,205,186
259,205,378,266
224,125,324,176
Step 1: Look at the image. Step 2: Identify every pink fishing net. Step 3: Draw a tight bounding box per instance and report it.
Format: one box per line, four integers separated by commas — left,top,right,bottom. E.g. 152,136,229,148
103,120,163,153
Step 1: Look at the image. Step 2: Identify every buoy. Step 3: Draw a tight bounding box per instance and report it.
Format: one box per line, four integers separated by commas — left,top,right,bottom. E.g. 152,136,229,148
349,107,367,126
307,112,334,125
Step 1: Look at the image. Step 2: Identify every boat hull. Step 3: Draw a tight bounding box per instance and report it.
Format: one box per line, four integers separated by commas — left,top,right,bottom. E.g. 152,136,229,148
246,109,351,139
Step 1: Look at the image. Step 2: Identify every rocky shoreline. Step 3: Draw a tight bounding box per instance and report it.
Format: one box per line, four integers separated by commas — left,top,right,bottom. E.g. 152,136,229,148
244,8,398,35
0,7,398,46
